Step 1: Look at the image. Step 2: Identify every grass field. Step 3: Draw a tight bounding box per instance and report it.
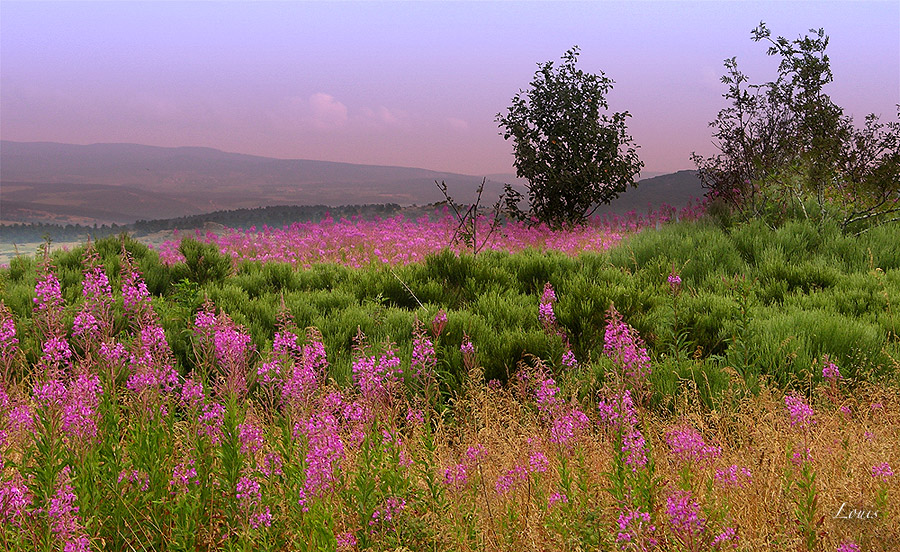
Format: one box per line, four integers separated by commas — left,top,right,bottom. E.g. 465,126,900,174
0,213,897,551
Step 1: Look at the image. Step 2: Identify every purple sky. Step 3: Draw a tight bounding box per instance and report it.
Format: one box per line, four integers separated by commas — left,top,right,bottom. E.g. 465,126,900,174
2,1,898,176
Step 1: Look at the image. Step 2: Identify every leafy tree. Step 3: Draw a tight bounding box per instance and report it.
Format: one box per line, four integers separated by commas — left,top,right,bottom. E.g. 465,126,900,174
496,46,643,228
693,22,899,232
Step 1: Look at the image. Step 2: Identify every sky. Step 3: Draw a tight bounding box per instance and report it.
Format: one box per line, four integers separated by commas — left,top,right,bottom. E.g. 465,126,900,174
2,1,898,177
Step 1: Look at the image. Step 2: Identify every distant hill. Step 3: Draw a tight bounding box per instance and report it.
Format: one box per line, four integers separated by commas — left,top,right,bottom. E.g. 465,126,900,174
0,141,509,224
592,170,705,215
0,141,704,225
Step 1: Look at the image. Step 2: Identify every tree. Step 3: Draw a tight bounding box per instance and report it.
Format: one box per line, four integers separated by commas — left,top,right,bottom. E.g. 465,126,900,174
693,22,899,232
496,47,643,228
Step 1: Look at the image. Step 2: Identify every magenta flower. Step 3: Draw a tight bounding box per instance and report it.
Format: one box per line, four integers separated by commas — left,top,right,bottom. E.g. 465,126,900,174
872,462,894,482
665,425,721,466
784,393,816,429
548,492,568,507
296,411,345,497
667,271,682,291
714,464,753,489
0,470,32,528
336,531,357,551
494,465,528,495
369,496,406,529
616,508,657,549
666,489,706,539
431,309,448,337
33,258,66,339
836,541,860,552
604,306,651,383
821,355,841,381
784,392,815,429
170,459,200,494
238,422,266,455
411,319,437,378
48,468,90,552
442,463,469,490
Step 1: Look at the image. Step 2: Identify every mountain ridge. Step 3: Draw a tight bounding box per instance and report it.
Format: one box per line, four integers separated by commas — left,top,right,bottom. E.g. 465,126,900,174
1,141,703,225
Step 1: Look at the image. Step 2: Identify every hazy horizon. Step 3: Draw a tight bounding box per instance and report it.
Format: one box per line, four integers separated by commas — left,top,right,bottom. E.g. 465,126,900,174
2,1,898,177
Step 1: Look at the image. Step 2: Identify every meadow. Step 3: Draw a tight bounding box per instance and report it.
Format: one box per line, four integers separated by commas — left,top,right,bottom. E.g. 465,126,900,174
0,207,898,551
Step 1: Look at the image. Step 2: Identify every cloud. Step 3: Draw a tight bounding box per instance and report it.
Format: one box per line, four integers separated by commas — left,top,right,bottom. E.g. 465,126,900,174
446,117,469,132
308,92,349,129
361,105,408,127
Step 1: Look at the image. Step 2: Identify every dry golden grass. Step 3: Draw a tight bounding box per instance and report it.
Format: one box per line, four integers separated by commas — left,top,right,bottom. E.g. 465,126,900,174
405,366,900,552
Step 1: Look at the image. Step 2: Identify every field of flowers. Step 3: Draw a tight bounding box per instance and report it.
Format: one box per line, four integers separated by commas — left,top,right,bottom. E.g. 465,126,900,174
0,212,898,551
152,204,703,268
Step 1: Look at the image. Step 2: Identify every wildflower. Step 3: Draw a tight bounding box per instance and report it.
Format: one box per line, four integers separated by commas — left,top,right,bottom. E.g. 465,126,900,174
258,452,284,478
666,425,721,466
180,377,205,410
198,403,226,445
495,465,528,495
784,392,815,429
236,475,262,504
604,305,651,383
336,531,358,550
48,468,90,552
667,271,682,291
791,448,813,466
622,429,649,471
250,507,272,529
821,355,841,381
561,349,578,369
411,319,437,378
405,406,425,427
238,422,265,455
712,526,738,548
836,541,860,552
442,463,469,490
548,492,568,507
61,373,103,447
0,470,32,527
431,309,447,338
616,508,657,549
667,489,706,539
282,329,328,407
460,334,476,369
465,444,486,463
352,344,402,402
872,462,894,483
715,465,753,489
0,303,19,356
529,451,550,473
369,496,406,528
170,460,200,494
597,388,638,431
297,411,345,497
33,258,66,339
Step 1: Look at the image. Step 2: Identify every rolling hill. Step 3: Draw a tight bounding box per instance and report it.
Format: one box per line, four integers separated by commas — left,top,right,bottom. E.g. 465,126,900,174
1,141,703,225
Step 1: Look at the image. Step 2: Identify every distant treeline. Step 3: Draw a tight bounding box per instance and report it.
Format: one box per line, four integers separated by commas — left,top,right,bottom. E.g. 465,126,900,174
132,203,404,232
1,203,404,243
0,222,126,244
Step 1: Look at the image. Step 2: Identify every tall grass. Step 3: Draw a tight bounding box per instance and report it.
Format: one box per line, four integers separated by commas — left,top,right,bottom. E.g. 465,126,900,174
1,216,897,550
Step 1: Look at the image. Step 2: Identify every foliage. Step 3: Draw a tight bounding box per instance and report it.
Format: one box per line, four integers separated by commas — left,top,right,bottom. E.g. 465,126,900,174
497,46,644,228
692,22,899,232
1,244,897,550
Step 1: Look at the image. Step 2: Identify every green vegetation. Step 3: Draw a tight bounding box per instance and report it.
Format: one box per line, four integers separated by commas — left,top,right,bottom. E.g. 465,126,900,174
496,46,643,227
692,22,899,233
3,216,897,406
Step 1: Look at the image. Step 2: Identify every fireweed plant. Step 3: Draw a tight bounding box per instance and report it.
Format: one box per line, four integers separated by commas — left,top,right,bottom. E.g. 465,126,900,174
0,215,898,551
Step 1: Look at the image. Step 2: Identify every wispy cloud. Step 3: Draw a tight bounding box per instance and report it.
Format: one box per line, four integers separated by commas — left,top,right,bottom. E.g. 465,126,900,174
308,92,349,129
446,117,469,132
